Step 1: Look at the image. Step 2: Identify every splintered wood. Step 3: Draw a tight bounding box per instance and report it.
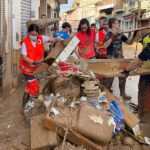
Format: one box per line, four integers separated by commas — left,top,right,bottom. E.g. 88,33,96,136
87,59,150,78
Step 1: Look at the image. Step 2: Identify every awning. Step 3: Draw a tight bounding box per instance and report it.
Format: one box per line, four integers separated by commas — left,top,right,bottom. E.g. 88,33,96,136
97,4,114,10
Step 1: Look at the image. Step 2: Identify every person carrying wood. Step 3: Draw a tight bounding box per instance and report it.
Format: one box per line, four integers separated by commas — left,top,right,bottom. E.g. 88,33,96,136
102,18,137,100
125,32,150,119
75,18,95,59
19,24,60,113
95,17,109,59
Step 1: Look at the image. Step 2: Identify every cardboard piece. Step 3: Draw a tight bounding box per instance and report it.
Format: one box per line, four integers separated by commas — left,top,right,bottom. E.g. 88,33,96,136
77,103,114,145
42,116,103,150
48,106,79,129
31,114,60,150
50,76,80,99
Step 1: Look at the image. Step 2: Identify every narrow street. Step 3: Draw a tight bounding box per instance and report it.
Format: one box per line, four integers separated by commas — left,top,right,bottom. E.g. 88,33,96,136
0,85,30,150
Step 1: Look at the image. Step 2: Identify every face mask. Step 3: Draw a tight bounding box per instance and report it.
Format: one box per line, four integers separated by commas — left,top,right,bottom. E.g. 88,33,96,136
29,35,38,42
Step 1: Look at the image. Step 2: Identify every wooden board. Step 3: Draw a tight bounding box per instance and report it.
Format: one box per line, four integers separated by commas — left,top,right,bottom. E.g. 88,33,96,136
34,38,71,74
87,59,150,78
26,18,60,29
42,116,103,150
104,89,140,129
31,114,59,150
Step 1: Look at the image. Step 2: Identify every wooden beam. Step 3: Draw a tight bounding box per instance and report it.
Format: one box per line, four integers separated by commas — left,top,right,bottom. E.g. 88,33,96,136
26,18,60,29
42,116,103,150
120,26,150,33
86,59,150,78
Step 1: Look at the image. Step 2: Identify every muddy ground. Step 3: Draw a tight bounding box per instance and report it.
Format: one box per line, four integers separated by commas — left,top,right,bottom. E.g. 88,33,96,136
0,43,150,150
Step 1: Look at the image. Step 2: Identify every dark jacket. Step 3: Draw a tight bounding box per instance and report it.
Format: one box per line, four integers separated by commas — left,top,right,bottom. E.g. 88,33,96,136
138,43,150,83
138,43,150,61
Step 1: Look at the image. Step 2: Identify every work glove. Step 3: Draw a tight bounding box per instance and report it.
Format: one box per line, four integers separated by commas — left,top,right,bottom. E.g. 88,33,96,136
32,61,42,65
0,56,2,65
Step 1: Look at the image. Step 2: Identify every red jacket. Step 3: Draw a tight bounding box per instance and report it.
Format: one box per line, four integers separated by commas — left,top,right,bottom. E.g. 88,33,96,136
19,35,44,75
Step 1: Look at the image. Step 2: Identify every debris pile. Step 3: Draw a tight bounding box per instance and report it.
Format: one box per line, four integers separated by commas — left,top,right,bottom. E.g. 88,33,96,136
26,59,150,150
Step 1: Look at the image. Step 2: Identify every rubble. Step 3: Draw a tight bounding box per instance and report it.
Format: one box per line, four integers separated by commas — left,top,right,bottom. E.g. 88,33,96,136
24,37,149,150
28,58,149,149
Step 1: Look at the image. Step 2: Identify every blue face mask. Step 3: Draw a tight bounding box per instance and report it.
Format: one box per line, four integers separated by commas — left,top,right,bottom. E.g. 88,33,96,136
29,35,38,42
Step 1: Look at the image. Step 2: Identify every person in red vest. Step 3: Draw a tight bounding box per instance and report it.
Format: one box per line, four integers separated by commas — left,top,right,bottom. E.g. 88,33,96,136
95,17,109,58
75,18,95,59
20,24,60,111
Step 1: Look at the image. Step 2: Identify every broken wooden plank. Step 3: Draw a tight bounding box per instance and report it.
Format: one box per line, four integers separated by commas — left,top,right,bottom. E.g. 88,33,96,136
31,114,60,150
26,18,60,29
42,116,103,150
55,36,80,62
34,39,71,74
120,26,150,34
86,59,150,78
104,89,140,129
34,36,79,74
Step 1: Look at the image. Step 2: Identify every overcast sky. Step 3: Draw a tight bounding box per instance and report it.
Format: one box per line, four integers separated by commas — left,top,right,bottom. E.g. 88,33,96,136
60,0,73,15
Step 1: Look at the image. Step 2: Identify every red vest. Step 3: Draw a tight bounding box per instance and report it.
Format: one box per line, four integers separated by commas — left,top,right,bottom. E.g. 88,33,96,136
76,29,95,59
98,30,107,58
19,35,44,75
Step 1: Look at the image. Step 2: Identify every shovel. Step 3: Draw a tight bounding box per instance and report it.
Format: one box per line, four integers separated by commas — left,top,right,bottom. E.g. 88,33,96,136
33,57,55,66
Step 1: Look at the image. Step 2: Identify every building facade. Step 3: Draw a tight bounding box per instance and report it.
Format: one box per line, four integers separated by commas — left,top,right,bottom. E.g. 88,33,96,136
61,0,126,31
123,0,150,30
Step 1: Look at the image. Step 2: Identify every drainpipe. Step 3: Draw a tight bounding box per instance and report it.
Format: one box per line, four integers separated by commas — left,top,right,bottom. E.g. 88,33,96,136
0,0,3,89
8,0,13,90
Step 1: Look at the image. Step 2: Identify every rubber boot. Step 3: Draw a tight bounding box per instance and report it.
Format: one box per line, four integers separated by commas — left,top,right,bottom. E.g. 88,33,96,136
22,92,30,109
120,89,131,100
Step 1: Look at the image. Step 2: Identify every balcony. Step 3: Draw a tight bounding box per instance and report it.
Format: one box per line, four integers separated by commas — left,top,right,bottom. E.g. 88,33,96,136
128,0,150,12
57,0,68,4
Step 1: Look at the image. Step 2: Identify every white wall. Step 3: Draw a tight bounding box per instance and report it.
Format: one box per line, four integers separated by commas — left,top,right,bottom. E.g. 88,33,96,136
12,0,21,49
